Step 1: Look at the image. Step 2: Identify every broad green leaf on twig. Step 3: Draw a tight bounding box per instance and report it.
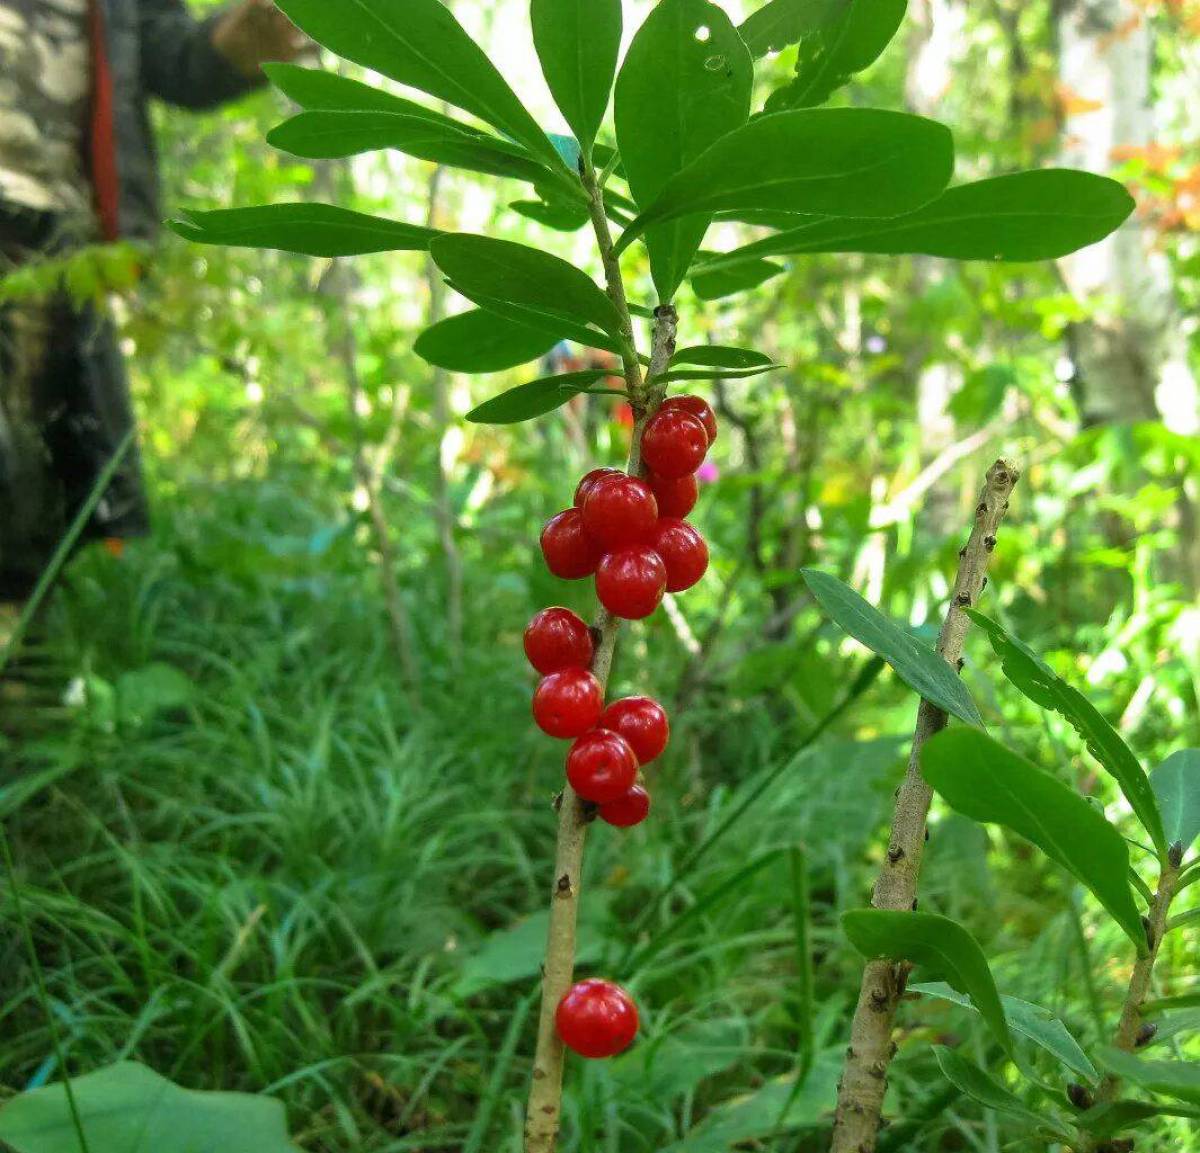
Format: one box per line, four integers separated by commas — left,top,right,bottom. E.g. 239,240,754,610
414,310,559,373
263,62,461,123
510,198,591,231
966,610,1166,855
532,0,622,152
1097,1048,1200,1105
842,909,1012,1055
658,364,781,383
671,345,776,369
1150,750,1200,853
801,568,982,725
922,729,1147,952
932,1047,1073,1139
616,109,954,252
167,204,438,257
1076,1098,1200,1139
614,0,753,301
690,256,784,300
466,371,612,424
0,1062,302,1153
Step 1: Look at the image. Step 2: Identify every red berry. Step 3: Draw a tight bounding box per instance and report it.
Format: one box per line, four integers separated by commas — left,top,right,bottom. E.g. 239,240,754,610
650,519,709,592
648,471,699,520
599,785,651,828
566,729,638,803
541,509,603,580
574,467,623,508
641,408,708,479
662,395,718,445
599,696,669,765
582,475,658,549
556,978,639,1058
595,547,667,620
524,607,594,675
533,669,603,739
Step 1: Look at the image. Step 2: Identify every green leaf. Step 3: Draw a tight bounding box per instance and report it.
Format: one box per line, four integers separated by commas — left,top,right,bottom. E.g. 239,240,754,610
167,204,438,257
912,982,1098,1083
690,256,784,300
414,309,559,372
842,909,1012,1055
738,0,823,57
466,371,611,424
932,1047,1072,1139
273,0,564,173
614,0,753,301
116,663,194,728
765,0,909,110
532,0,622,152
617,109,954,252
922,729,1147,953
1076,1099,1200,1139
263,62,460,121
801,568,982,725
658,365,781,383
430,234,623,338
0,1062,302,1153
966,610,1166,856
671,345,775,370
1097,1047,1200,1105
1150,750,1200,853
510,198,591,231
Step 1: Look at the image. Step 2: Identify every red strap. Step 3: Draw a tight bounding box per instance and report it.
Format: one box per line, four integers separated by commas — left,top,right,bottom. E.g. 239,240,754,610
88,0,120,240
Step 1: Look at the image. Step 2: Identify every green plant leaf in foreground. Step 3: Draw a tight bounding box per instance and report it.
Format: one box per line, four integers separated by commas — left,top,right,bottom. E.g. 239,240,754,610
263,62,464,122
466,371,611,424
801,568,982,725
1098,1047,1200,1105
1076,1098,1200,1139
922,729,1147,952
1150,749,1200,853
670,345,775,370
414,309,559,373
932,1047,1073,1140
690,255,785,300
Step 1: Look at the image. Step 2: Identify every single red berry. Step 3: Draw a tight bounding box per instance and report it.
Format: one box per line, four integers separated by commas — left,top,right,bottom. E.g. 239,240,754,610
662,395,718,445
524,607,594,675
595,547,667,620
641,408,708,479
651,519,709,592
574,467,623,508
648,471,699,520
599,785,651,828
556,978,639,1058
566,729,638,804
599,696,669,765
582,475,658,549
541,508,603,580
533,669,603,739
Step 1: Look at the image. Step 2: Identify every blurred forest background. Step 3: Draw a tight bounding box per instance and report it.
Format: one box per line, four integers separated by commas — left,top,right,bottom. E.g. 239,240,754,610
2,0,1199,1150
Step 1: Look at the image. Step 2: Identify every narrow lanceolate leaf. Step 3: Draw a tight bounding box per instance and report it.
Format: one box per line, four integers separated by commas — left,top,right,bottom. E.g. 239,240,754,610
690,256,784,300
168,205,437,257
658,364,781,383
532,0,622,152
430,234,623,339
842,910,1013,1055
1097,1048,1200,1105
263,62,460,122
765,0,909,110
966,610,1166,856
671,345,775,370
932,1047,1073,1140
510,198,591,232
614,0,753,302
414,310,559,373
616,109,954,252
273,0,565,174
466,370,611,424
1076,1099,1200,1139
801,568,982,726
922,729,1147,953
1150,749,1200,852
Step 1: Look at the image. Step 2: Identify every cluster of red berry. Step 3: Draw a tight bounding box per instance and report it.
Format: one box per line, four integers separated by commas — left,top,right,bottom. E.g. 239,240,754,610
525,395,717,1060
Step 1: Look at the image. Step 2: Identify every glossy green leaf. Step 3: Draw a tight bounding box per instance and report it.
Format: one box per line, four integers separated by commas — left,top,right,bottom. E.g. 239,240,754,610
842,910,1012,1054
801,568,982,725
0,1062,301,1153
168,204,438,257
1098,1047,1200,1105
466,370,610,424
617,109,954,252
274,0,564,173
430,234,623,338
1076,1099,1200,1138
922,729,1147,952
414,310,559,373
738,0,821,57
671,345,775,370
614,0,753,301
658,364,781,383
531,0,622,152
690,256,784,300
966,610,1165,855
263,62,460,122
510,198,591,231
1150,749,1200,852
932,1047,1072,1139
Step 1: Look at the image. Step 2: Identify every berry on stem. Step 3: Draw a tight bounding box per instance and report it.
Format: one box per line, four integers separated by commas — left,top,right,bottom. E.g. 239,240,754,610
599,785,651,828
595,546,667,620
651,519,709,592
524,607,594,675
541,508,602,579
582,475,658,549
566,729,638,804
556,978,639,1059
641,408,708,479
599,696,669,765
574,467,623,508
533,669,603,739
648,471,699,520
662,395,718,445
